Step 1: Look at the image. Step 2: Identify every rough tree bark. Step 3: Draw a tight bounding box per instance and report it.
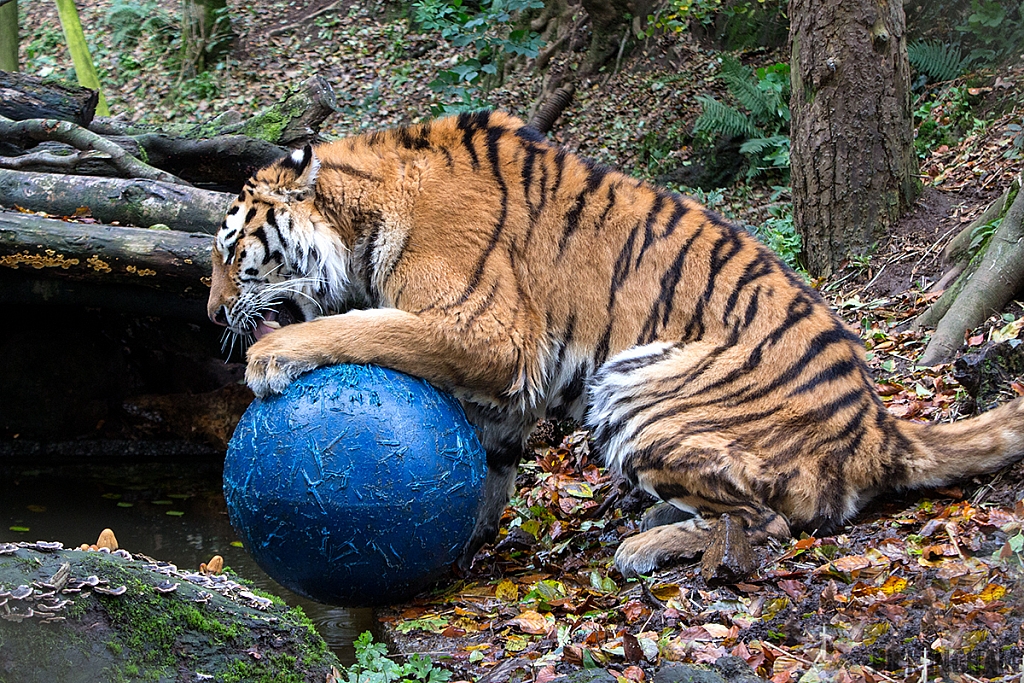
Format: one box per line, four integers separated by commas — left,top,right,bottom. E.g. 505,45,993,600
0,116,188,185
0,211,213,294
789,0,919,277
0,70,98,126
0,169,231,232
917,177,1024,365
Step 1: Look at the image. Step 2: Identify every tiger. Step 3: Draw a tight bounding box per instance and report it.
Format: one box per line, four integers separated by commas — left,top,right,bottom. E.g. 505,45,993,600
207,110,1024,577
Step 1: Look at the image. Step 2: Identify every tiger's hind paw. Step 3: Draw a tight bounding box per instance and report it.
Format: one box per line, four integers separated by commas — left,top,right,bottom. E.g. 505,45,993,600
613,518,711,578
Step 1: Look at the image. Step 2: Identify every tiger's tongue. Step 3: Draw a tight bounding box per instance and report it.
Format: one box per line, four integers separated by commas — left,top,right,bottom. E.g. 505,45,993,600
254,322,276,340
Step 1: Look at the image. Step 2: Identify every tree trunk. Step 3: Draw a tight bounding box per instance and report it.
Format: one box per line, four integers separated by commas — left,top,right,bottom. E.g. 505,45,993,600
789,0,919,277
180,0,234,75
54,0,109,116
0,70,98,126
917,178,1024,365
0,169,231,232
0,1,17,72
579,0,633,76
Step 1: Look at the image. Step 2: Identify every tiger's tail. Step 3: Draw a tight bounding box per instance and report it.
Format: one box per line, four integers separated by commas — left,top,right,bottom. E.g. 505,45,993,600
894,397,1024,490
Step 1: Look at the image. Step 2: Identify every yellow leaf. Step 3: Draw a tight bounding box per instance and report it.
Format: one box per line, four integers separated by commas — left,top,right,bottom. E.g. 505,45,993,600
880,576,907,595
563,481,594,498
651,583,681,601
979,583,1007,603
508,609,550,635
504,633,530,652
495,579,519,602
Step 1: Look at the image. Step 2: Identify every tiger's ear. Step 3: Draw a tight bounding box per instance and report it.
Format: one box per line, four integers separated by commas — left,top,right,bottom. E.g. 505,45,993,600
283,144,319,194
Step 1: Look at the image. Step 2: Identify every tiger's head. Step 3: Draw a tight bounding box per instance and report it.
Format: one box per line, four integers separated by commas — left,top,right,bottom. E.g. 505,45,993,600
206,145,350,346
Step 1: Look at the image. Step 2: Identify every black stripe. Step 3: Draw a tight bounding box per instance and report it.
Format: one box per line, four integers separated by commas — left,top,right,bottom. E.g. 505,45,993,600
458,124,509,304
245,207,257,224
596,183,616,231
515,126,547,144
227,205,240,216
661,195,688,240
610,225,640,309
637,225,705,343
559,166,608,254
788,358,861,396
266,207,277,229
635,193,666,269
456,111,490,169
319,161,377,181
721,251,773,325
251,226,271,263
684,230,743,342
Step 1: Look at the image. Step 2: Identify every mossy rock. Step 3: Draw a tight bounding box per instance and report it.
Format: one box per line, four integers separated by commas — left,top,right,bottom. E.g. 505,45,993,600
0,542,339,683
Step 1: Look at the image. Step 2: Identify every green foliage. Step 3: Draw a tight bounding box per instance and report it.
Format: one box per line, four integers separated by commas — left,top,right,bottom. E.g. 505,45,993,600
913,84,988,158
694,56,790,178
105,0,175,48
959,0,1024,64
411,0,544,114
907,40,973,82
749,192,801,271
339,632,452,683
645,0,789,49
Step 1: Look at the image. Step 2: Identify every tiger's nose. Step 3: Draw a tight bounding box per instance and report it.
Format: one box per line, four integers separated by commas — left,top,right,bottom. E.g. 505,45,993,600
211,305,229,326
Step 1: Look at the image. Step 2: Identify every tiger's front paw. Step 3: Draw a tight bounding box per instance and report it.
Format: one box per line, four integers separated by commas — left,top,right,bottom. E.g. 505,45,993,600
245,333,321,398
613,521,712,578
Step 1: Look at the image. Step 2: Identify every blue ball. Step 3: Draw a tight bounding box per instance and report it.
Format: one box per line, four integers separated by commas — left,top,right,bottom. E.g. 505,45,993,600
224,364,487,607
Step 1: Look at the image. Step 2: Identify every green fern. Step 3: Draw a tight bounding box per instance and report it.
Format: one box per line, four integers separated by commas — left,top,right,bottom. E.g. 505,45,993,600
908,40,972,82
719,55,773,122
694,95,758,139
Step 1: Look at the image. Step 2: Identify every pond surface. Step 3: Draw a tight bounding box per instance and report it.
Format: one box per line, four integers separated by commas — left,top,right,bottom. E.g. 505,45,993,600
0,459,374,664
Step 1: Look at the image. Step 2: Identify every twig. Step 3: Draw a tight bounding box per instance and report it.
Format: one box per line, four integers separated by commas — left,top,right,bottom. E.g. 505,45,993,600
0,116,190,186
0,149,109,171
268,0,346,37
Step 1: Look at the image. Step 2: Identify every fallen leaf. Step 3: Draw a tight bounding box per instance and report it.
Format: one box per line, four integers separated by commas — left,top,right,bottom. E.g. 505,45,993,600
508,609,549,635
495,579,518,602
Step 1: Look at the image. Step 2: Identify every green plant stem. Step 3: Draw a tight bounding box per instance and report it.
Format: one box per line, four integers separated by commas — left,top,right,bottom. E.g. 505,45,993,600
54,0,110,115
0,0,17,71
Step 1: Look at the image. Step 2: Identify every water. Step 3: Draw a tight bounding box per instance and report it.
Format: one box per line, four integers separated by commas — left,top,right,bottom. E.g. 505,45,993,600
0,460,374,664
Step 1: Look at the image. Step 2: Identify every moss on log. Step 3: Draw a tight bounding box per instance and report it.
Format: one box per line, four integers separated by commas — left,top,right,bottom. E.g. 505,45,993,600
0,211,213,296
0,542,340,682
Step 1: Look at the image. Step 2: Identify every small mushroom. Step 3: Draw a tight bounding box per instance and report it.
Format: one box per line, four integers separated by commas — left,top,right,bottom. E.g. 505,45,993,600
32,541,63,552
40,616,66,624
10,585,32,601
79,575,101,587
113,549,132,560
1,608,33,622
199,555,224,575
96,528,118,551
93,585,127,596
154,581,179,594
0,543,18,555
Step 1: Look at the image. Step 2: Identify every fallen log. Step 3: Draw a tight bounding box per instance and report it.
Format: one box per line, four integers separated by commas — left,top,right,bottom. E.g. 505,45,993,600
131,132,286,188
0,169,232,233
0,116,189,185
0,210,213,296
0,69,98,127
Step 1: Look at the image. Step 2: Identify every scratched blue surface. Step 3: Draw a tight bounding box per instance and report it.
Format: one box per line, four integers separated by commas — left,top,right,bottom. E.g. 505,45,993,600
224,364,487,607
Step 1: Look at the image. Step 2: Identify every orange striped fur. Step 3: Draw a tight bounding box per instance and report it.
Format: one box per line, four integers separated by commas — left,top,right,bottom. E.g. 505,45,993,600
207,111,1024,576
